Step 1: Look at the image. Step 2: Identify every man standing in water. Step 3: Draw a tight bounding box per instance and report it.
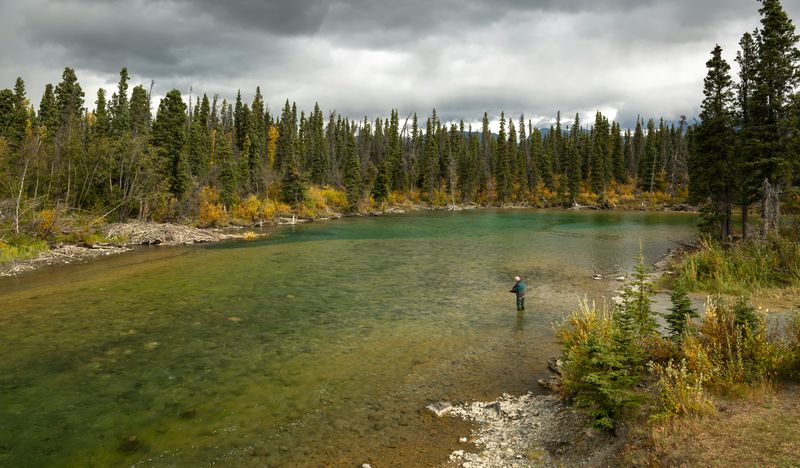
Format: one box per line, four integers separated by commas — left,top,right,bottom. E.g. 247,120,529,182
510,276,525,311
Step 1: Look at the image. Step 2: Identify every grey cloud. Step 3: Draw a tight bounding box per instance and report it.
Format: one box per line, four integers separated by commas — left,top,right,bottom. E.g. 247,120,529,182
0,0,797,130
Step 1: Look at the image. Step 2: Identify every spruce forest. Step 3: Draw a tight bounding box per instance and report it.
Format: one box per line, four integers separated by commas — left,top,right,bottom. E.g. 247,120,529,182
0,1,797,246
1,4,797,243
0,69,694,229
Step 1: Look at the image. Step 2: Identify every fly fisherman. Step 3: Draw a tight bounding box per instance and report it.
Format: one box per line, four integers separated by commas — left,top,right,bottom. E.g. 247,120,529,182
510,276,525,311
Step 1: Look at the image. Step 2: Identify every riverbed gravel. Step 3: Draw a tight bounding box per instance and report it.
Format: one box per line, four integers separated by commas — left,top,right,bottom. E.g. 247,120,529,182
444,392,618,467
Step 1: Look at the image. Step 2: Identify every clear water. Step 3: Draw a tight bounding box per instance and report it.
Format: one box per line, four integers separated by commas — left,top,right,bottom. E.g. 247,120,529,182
0,210,696,467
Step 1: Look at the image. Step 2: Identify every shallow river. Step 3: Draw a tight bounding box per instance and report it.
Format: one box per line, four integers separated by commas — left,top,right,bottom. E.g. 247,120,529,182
0,209,696,466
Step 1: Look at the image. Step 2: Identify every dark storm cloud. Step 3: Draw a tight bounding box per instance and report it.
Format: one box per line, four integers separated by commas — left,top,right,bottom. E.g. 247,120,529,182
1,0,797,129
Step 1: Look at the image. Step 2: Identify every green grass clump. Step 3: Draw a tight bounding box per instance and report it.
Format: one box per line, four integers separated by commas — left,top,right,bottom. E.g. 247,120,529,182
0,236,49,264
677,237,800,295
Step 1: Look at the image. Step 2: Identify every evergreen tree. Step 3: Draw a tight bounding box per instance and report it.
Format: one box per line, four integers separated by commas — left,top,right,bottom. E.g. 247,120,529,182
387,109,402,190
110,67,130,135
591,111,608,195
615,247,657,339
187,94,211,178
8,77,29,151
517,115,530,198
479,112,492,195
664,280,698,338
54,67,84,128
528,123,542,195
508,119,522,198
566,144,582,204
566,114,582,203
736,31,760,238
152,89,189,198
495,112,511,202
275,100,294,173
631,117,645,178
281,158,305,206
372,161,390,204
689,45,737,240
216,132,237,208
732,295,759,331
38,84,59,141
639,119,658,192
751,0,800,233
93,88,110,138
423,116,438,199
553,111,563,174
537,127,554,190
0,88,15,141
344,121,361,209
309,103,330,185
129,84,151,135
611,122,625,183
234,90,246,150
250,87,266,160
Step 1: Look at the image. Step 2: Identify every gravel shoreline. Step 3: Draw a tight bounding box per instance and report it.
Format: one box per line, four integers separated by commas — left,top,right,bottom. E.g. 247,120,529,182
442,392,618,467
0,221,248,277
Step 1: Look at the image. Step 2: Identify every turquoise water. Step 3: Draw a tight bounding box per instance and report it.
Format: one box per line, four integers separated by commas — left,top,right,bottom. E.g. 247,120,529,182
0,210,696,466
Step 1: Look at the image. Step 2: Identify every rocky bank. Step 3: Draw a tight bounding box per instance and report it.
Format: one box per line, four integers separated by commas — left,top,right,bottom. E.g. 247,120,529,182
436,391,619,468
0,221,252,277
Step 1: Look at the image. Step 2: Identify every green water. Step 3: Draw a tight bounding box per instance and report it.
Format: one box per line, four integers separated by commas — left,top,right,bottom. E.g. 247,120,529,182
0,210,695,467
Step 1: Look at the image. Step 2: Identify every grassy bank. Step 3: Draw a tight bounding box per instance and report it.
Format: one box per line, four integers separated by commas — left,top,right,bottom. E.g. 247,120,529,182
555,251,800,465
676,236,800,298
0,236,49,263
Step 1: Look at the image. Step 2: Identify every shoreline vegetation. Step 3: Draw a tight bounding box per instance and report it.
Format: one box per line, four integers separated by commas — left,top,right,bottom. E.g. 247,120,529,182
438,238,800,468
0,187,693,277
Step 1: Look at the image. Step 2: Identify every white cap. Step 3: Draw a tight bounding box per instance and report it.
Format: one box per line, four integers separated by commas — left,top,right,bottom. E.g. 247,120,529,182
514,276,520,281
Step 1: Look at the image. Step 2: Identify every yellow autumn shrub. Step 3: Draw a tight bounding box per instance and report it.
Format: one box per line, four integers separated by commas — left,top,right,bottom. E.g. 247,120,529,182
233,194,262,222
198,186,227,227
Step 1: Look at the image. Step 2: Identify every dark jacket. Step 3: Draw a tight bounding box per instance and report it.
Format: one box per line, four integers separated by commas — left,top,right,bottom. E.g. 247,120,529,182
510,281,526,298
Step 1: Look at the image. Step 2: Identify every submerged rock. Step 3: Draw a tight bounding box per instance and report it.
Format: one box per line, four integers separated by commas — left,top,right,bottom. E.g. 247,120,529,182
117,435,143,454
483,401,502,417
178,408,197,419
538,376,561,392
251,446,269,457
547,358,564,375
426,401,453,417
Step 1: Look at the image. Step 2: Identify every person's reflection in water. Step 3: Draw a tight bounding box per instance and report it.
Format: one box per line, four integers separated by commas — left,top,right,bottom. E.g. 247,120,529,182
515,310,525,331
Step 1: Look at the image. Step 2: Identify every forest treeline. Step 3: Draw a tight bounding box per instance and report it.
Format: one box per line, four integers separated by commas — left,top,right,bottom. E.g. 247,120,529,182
0,0,797,243
692,0,800,241
0,67,691,233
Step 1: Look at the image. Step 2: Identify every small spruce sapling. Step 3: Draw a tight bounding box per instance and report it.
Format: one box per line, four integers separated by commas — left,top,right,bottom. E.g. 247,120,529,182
664,279,698,339
732,295,758,331
615,246,657,339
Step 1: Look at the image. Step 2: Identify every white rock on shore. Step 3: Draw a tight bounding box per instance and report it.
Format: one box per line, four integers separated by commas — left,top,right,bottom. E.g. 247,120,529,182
446,392,614,467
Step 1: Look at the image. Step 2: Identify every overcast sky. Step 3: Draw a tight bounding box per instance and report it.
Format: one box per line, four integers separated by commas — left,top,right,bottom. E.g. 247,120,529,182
1,0,798,130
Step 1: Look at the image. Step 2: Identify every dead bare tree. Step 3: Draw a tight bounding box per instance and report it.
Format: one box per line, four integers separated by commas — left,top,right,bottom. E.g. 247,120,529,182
760,178,780,238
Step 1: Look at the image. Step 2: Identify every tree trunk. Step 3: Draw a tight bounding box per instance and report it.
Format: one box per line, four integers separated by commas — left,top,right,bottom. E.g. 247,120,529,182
14,159,29,235
741,205,749,241
725,204,732,241
760,178,780,238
